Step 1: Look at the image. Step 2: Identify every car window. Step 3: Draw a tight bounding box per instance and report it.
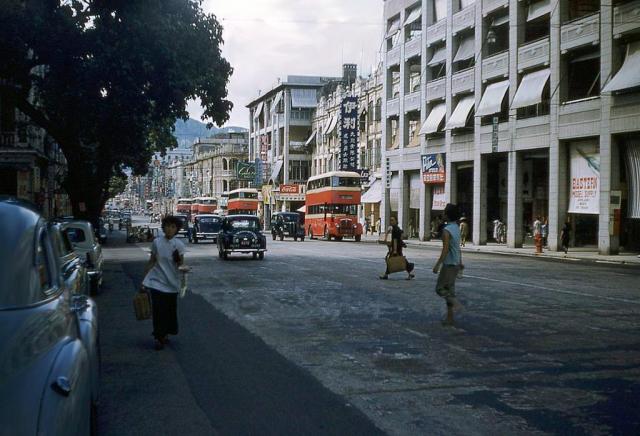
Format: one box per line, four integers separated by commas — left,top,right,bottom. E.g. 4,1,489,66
198,217,219,224
229,219,259,230
36,229,57,295
66,227,86,243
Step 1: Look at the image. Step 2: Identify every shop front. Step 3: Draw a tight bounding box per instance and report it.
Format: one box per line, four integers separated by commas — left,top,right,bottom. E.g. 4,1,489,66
361,178,382,234
567,140,599,248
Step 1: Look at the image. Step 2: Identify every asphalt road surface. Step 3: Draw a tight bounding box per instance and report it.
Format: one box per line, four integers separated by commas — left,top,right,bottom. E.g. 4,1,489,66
97,224,640,435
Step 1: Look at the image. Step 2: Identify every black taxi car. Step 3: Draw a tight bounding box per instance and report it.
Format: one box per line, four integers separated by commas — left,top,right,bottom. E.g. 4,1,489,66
271,212,305,241
217,215,267,260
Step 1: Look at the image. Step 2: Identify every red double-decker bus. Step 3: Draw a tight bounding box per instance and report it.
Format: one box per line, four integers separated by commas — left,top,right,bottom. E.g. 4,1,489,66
193,197,217,215
305,171,363,241
227,188,259,215
176,198,193,215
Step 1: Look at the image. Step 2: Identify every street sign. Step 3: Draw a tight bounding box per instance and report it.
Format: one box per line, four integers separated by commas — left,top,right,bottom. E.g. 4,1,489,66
421,153,446,184
237,161,257,181
339,97,359,171
492,116,499,153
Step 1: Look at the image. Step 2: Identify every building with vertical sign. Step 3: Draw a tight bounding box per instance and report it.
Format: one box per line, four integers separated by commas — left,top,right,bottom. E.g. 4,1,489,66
382,0,640,254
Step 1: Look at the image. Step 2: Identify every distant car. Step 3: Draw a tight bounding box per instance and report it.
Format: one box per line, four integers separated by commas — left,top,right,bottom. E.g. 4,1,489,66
271,212,305,241
96,218,108,244
217,214,267,260
174,214,190,238
62,220,104,294
190,214,222,243
0,198,100,435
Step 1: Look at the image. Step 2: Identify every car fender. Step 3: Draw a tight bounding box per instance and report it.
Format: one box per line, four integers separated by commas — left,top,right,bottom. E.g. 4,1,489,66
38,339,92,436
74,296,100,404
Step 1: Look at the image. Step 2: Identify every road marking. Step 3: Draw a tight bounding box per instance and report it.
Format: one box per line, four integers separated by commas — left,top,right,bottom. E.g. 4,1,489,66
464,274,640,305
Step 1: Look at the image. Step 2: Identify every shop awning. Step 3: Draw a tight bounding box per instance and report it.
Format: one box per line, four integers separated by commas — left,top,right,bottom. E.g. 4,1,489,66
304,130,317,146
291,88,317,108
323,115,338,135
271,91,283,115
602,41,640,93
446,95,475,129
253,101,264,120
453,36,474,63
361,180,382,204
427,46,447,66
269,160,283,183
386,18,400,38
297,205,306,213
419,103,446,135
527,0,551,22
511,68,550,109
404,8,421,26
492,14,509,27
476,80,509,116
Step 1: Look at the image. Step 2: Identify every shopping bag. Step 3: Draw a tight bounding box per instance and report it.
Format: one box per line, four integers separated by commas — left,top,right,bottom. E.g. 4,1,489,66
178,265,191,298
386,255,407,274
133,291,151,321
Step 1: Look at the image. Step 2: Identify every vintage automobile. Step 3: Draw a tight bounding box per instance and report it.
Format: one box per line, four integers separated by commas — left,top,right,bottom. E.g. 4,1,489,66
49,221,90,296
0,198,100,435
217,214,267,260
62,220,104,295
190,214,222,244
174,213,190,239
271,212,305,242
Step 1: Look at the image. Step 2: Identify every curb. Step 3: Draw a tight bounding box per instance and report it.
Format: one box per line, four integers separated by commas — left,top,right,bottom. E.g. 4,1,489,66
360,238,640,267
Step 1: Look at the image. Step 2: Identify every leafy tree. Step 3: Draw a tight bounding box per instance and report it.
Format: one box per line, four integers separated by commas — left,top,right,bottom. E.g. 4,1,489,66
107,172,128,199
0,0,232,222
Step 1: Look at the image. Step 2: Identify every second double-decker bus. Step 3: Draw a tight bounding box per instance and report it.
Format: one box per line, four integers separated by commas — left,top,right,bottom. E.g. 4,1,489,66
193,197,217,215
227,188,259,215
176,198,193,215
305,171,363,241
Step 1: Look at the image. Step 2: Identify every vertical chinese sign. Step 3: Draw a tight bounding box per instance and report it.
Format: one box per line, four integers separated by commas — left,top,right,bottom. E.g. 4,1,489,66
339,97,359,171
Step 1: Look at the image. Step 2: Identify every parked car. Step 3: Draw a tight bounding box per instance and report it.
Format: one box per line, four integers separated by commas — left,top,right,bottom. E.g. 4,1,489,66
96,218,107,244
190,214,222,244
118,212,131,230
49,221,90,296
174,214,190,239
62,220,104,294
217,214,267,260
271,212,305,241
0,198,99,435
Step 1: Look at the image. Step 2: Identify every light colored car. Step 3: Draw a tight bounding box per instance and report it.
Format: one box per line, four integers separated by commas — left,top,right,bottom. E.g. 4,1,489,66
62,220,104,294
0,198,100,435
50,221,90,296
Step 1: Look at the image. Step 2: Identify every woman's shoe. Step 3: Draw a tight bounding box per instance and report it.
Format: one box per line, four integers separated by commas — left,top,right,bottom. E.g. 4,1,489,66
406,273,415,280
379,274,388,280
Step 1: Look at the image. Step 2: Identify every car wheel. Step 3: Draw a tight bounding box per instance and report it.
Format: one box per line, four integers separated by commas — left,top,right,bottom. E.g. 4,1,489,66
258,252,264,260
222,251,228,260
194,237,198,244
253,252,257,259
279,234,284,241
301,236,305,242
324,227,331,241
294,235,298,241
355,235,361,242
218,247,223,259
272,233,276,241
335,236,343,241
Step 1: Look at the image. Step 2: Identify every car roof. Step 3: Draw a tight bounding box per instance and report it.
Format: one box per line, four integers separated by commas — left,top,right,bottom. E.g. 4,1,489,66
195,214,220,218
226,214,259,219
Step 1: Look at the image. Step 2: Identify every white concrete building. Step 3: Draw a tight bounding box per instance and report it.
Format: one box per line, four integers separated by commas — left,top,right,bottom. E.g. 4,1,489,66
382,0,640,254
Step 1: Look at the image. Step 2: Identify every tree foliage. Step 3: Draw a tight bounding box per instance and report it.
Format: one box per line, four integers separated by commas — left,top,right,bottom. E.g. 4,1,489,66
0,0,232,220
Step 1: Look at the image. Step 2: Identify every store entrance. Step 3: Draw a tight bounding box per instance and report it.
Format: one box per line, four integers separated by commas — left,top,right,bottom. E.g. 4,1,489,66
486,154,508,242
455,164,473,235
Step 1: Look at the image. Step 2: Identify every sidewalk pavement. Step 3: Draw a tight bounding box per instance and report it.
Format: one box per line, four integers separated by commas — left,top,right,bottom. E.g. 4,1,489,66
361,234,640,266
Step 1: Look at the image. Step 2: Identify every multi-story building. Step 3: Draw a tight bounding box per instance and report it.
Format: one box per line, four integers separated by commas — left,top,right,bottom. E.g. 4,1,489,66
310,67,385,230
247,73,343,217
382,0,640,254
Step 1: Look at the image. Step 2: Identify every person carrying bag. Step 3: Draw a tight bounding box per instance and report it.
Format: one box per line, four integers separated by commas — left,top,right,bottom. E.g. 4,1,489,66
379,216,415,280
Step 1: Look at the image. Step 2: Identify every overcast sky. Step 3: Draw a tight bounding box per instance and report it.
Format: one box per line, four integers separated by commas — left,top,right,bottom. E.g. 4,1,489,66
187,0,385,128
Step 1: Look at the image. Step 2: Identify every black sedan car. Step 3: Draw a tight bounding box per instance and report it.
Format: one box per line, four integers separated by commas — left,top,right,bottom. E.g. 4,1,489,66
190,214,222,244
271,212,305,241
217,214,266,260
0,198,99,435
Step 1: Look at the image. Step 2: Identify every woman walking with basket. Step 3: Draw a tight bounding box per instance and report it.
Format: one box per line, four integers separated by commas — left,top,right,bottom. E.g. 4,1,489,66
379,216,415,280
141,216,186,350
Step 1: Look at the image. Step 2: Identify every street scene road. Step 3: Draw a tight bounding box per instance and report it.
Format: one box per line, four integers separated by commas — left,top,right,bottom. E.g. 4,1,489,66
97,218,640,436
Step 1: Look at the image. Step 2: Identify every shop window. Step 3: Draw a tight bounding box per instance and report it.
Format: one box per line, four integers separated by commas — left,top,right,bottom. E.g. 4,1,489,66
484,12,509,57
563,48,600,102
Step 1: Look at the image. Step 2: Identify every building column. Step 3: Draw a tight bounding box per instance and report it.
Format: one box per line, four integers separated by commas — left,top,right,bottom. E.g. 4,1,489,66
419,181,432,240
599,134,620,254
446,159,456,205
397,169,408,230
507,151,524,248
548,141,568,251
283,89,291,184
472,154,487,245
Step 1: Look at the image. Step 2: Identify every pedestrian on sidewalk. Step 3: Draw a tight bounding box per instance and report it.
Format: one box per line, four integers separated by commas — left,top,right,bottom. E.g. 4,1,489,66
542,217,549,247
142,215,186,350
433,204,464,326
560,219,571,254
379,216,415,280
459,215,468,247
376,218,381,236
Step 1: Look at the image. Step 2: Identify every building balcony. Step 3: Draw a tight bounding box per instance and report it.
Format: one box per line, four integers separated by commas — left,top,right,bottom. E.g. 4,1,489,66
482,0,508,17
561,12,600,53
518,37,550,73
426,77,446,102
482,50,509,82
289,141,309,153
453,5,475,36
452,67,475,95
386,98,400,117
386,46,401,67
404,37,422,60
404,91,421,113
426,19,446,46
613,0,640,38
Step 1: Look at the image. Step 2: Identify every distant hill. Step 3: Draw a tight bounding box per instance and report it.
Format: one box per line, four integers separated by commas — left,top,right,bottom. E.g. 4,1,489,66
173,119,248,149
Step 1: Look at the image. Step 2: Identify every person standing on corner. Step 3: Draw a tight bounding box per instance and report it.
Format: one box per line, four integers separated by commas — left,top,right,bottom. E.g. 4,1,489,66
560,219,571,254
433,204,464,326
141,215,186,350
459,215,469,247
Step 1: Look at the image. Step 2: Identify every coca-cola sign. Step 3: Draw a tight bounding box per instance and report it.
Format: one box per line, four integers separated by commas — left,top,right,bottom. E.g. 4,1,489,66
280,184,299,194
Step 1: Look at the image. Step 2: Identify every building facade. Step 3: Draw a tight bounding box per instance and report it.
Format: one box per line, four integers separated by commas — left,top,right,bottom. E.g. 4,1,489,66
382,0,640,254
